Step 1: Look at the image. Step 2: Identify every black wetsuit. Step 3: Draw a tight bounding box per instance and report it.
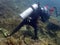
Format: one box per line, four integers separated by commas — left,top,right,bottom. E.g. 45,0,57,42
9,6,50,39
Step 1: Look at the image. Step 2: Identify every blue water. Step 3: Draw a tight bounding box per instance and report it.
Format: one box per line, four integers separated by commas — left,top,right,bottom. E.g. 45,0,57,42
0,0,60,21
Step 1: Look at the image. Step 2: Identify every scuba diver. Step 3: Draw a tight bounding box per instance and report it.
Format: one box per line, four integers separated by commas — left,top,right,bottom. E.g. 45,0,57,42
7,3,50,40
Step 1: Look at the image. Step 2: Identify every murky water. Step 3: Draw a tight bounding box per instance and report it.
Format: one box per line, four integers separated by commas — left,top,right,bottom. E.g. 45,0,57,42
0,0,60,45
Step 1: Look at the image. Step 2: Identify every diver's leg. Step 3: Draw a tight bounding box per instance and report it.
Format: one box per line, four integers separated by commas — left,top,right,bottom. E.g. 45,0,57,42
31,23,38,40
34,26,38,39
9,20,26,36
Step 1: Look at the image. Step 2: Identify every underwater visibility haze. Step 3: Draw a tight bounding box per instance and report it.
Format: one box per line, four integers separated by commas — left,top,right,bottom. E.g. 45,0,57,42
0,0,60,45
